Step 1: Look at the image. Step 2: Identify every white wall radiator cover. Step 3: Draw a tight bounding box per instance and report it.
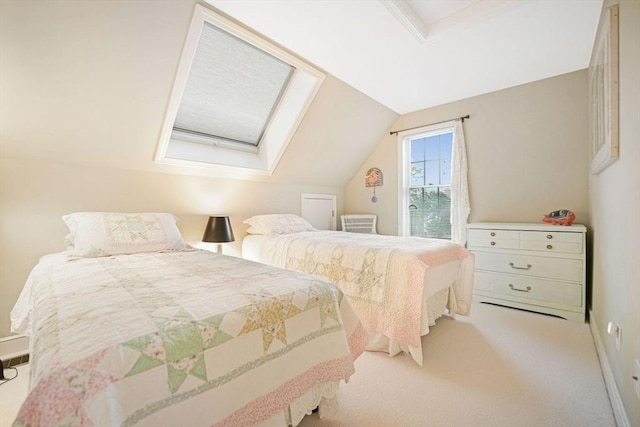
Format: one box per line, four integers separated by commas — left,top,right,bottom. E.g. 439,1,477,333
341,214,377,234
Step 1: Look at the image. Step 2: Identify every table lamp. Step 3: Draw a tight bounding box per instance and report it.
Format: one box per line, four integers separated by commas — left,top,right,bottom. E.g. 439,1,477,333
202,216,235,253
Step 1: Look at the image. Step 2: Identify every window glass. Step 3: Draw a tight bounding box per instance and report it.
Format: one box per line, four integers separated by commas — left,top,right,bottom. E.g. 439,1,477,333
424,159,440,186
425,136,440,160
440,133,453,159
406,129,453,239
411,161,425,187
409,187,452,239
440,157,451,185
411,137,425,162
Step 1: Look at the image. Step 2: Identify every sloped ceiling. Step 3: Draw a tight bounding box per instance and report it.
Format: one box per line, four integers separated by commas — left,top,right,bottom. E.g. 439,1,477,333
0,0,603,188
208,0,603,114
0,0,396,187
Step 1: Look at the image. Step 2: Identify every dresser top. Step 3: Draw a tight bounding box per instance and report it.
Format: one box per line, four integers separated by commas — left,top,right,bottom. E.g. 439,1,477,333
468,222,587,233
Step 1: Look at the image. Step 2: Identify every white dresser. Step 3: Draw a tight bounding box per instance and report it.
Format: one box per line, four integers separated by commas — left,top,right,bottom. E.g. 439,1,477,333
467,222,586,322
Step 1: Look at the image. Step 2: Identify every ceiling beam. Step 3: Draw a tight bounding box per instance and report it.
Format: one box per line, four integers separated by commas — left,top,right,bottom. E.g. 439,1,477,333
379,0,428,44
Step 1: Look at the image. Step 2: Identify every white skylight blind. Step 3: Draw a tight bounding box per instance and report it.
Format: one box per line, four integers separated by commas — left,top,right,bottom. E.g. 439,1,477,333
155,5,326,177
172,22,294,148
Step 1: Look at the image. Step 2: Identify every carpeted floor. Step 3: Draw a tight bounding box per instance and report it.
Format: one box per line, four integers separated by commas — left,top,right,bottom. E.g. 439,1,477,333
299,301,615,427
0,301,615,427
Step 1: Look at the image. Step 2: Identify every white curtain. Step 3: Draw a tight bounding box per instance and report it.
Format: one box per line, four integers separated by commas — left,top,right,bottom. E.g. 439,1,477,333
450,120,470,246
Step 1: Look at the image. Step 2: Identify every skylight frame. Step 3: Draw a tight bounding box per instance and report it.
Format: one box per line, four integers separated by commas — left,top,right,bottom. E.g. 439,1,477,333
155,4,326,176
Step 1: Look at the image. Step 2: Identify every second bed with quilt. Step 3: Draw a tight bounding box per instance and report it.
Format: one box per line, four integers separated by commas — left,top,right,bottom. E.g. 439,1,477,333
242,214,475,365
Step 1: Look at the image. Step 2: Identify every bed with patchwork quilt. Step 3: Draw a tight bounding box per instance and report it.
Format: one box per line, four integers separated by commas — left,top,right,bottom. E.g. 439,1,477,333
10,213,366,426
242,214,475,366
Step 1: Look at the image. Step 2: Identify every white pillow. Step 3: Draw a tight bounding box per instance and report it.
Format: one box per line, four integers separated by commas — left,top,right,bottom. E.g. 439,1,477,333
243,214,315,235
63,212,187,257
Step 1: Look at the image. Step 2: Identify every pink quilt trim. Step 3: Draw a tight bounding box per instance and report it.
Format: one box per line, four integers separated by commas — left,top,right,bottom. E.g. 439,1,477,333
215,356,356,427
348,321,368,360
16,349,115,426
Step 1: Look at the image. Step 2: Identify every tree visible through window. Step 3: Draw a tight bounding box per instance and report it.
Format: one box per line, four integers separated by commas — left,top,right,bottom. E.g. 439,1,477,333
408,132,452,239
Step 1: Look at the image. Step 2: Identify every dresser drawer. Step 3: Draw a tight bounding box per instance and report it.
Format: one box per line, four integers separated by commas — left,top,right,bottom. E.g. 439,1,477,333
468,229,519,249
474,271,582,306
474,251,583,282
519,240,583,254
469,229,519,241
519,230,583,244
519,230,583,254
468,237,519,250
469,228,584,253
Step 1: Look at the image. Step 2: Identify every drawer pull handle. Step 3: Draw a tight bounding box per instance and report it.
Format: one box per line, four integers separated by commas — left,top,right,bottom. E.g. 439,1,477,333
509,284,532,293
509,262,532,270
546,234,553,239
490,241,496,246
490,232,496,237
546,244,553,249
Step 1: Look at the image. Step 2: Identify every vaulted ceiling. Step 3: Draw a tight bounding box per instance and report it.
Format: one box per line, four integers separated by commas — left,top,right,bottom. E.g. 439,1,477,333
207,0,603,114
0,0,604,188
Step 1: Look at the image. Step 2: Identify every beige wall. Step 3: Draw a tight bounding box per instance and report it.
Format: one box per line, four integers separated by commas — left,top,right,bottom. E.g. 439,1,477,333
589,1,640,426
346,70,591,235
0,0,397,336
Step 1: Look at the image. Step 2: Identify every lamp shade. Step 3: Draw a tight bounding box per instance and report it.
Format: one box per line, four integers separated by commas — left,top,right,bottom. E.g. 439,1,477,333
202,216,235,243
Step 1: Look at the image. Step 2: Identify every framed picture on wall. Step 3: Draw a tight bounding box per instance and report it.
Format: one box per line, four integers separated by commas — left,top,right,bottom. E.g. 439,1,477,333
589,4,619,175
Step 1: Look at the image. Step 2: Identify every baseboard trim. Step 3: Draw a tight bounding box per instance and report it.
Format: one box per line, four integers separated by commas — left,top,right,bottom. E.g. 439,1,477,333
589,310,630,427
0,334,30,372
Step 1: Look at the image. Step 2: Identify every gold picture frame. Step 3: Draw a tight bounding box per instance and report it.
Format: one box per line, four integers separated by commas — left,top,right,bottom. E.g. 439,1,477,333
589,4,619,175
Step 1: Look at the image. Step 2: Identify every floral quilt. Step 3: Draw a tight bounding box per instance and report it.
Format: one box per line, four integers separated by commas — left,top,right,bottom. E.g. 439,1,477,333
256,231,474,361
10,250,367,426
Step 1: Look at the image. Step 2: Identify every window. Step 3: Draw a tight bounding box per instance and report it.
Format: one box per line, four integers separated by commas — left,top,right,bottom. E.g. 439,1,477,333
155,5,325,175
405,129,453,239
172,22,294,151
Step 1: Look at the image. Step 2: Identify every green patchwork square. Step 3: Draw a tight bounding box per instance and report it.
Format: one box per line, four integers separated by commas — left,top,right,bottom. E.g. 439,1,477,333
161,322,203,363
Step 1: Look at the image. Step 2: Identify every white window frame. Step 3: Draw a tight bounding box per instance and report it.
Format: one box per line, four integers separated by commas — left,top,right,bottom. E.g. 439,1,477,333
155,4,325,176
397,122,455,237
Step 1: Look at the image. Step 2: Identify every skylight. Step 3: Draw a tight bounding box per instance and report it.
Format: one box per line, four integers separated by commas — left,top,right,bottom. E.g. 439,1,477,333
155,5,325,175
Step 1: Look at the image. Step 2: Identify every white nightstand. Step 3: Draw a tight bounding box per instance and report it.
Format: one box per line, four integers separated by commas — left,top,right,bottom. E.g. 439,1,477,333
467,222,587,322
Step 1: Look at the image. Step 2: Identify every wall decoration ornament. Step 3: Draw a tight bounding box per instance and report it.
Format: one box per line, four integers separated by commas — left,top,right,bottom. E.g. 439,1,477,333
589,4,619,174
365,167,383,203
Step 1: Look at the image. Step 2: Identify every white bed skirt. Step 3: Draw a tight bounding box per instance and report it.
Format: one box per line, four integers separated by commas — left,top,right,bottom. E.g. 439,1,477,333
258,380,340,426
366,286,453,364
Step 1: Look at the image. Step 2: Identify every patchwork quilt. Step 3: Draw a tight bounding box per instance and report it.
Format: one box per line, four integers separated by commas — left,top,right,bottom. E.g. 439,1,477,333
10,250,367,426
256,231,474,359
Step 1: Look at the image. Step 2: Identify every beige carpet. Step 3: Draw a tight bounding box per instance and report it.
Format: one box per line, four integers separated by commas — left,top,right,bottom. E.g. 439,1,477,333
300,301,615,427
0,302,615,427
0,363,29,427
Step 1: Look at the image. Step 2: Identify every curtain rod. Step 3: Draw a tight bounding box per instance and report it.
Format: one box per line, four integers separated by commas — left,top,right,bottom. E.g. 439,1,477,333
389,114,470,136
